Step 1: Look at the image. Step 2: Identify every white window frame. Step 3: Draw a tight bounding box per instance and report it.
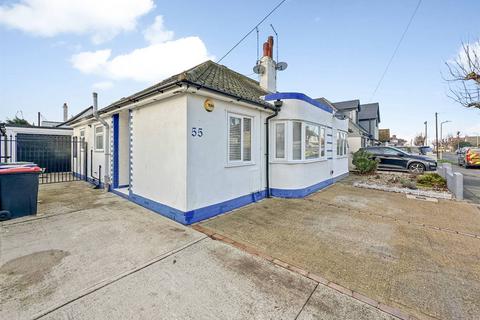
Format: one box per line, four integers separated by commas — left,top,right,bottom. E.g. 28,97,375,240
227,113,254,166
94,125,104,152
79,129,86,151
336,130,348,157
272,120,328,163
274,121,287,160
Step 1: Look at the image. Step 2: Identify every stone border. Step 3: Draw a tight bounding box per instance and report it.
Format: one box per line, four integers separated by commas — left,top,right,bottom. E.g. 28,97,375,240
192,224,418,320
353,181,452,199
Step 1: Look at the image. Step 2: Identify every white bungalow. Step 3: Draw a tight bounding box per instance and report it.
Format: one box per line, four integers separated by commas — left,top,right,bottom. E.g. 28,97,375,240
65,36,349,225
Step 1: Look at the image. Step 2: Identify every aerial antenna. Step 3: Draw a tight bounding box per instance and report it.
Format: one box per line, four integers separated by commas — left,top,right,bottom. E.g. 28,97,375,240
270,24,279,62
256,27,259,64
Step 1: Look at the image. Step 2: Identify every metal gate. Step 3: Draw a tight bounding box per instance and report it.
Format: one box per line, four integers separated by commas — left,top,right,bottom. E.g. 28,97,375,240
0,135,88,184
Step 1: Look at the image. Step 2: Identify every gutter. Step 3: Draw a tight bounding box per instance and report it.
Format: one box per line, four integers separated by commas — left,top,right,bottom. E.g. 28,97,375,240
265,100,282,197
93,92,110,190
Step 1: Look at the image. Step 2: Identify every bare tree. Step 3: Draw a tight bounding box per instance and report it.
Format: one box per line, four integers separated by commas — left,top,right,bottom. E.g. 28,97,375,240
414,133,425,146
445,41,480,108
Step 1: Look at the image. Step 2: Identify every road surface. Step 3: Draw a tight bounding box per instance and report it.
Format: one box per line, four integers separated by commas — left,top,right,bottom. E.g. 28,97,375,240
442,152,480,203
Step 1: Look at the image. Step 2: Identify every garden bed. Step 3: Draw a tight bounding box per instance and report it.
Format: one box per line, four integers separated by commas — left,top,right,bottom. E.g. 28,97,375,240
352,171,452,199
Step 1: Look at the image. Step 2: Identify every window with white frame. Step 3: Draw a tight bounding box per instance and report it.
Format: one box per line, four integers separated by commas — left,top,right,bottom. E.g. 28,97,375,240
292,121,302,160
274,121,327,162
275,122,286,159
228,114,252,163
336,131,348,156
305,124,320,159
79,129,85,150
95,125,104,151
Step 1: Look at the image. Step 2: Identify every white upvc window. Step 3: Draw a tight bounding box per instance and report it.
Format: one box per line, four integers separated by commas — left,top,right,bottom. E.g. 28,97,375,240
274,122,286,160
94,125,104,151
79,129,85,150
228,114,253,164
336,131,348,157
276,121,327,162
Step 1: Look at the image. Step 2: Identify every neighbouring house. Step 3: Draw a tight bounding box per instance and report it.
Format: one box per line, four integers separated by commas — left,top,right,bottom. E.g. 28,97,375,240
330,99,371,153
63,36,349,225
379,128,390,143
358,103,381,143
0,124,73,168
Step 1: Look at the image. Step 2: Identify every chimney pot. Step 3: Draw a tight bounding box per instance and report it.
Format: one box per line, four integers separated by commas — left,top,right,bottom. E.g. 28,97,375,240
63,102,68,121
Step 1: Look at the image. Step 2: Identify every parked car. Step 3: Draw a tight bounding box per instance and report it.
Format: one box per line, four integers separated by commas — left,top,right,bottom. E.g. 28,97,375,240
362,146,437,173
457,147,480,168
396,146,421,155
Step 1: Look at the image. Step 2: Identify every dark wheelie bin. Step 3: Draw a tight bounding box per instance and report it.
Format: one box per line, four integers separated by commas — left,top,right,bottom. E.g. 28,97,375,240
0,166,42,220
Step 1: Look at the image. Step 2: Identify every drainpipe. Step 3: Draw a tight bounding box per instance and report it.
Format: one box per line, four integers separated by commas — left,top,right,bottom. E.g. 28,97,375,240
92,92,110,190
265,99,282,197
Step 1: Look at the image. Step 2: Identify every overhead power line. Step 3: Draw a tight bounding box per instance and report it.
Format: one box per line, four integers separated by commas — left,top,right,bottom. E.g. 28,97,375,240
370,0,422,101
216,0,287,63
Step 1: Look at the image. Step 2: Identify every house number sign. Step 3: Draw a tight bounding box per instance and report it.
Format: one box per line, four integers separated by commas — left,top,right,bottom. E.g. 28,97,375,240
191,127,203,137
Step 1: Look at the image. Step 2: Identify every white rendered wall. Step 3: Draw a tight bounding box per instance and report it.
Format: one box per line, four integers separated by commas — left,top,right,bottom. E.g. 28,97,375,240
130,95,188,211
270,99,349,190
185,93,268,211
72,122,106,181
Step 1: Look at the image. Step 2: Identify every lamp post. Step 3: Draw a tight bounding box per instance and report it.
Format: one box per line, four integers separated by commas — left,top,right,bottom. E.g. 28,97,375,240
424,121,427,146
440,120,451,154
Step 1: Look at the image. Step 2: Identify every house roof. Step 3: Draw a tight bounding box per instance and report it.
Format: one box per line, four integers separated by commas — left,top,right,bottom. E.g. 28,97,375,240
332,99,360,111
359,103,380,122
57,106,93,127
100,60,272,114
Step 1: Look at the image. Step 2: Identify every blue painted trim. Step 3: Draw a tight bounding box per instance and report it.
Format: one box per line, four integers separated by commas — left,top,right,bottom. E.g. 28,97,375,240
333,172,349,182
127,190,267,225
111,188,130,200
327,157,333,160
264,92,333,113
117,184,129,188
112,114,119,189
270,178,334,198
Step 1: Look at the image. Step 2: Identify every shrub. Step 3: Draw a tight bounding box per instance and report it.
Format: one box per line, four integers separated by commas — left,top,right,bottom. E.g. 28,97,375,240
416,173,447,189
400,178,417,189
352,149,378,174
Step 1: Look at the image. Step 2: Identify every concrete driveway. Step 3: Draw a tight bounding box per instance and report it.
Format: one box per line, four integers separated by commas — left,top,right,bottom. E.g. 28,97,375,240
0,182,394,320
199,180,480,320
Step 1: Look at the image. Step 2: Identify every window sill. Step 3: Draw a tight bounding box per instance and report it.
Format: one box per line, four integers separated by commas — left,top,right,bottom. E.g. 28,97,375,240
225,161,256,168
270,158,329,164
94,150,104,153
336,156,349,159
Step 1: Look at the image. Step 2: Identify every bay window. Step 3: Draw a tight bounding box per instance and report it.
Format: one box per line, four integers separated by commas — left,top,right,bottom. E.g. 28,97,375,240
228,114,253,163
274,120,327,162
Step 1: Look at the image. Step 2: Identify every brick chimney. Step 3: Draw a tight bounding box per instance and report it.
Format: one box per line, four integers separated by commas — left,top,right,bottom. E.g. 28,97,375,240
63,102,68,121
259,36,277,93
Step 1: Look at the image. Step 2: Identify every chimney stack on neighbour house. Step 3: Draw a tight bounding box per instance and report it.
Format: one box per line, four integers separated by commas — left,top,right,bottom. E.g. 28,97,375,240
63,103,68,121
259,36,277,93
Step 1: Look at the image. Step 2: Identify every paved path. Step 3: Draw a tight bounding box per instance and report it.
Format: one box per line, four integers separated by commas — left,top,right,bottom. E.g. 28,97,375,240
0,182,394,320
442,152,480,203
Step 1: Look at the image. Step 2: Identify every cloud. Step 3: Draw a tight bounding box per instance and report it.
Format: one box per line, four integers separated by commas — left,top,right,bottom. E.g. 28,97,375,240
71,37,212,83
92,81,114,90
0,0,154,43
143,15,174,44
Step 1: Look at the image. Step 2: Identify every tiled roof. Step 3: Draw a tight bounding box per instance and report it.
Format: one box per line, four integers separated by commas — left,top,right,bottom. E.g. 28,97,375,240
101,60,271,113
332,99,360,111
359,103,380,122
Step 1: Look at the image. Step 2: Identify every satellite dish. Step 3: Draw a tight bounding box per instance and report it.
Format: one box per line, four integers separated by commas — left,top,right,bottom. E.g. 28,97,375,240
253,64,265,74
334,113,348,120
276,62,288,71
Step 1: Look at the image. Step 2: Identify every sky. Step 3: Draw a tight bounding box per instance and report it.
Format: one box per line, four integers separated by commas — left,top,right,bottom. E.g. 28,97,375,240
1,0,479,144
